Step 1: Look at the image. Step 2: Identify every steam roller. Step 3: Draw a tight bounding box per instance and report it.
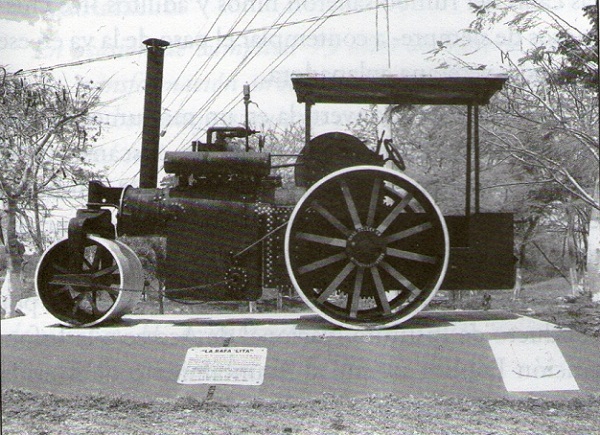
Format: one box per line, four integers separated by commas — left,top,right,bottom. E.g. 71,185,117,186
34,38,516,329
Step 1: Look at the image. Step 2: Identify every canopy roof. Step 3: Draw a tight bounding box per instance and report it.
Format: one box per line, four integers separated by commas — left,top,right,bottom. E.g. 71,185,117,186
291,74,507,106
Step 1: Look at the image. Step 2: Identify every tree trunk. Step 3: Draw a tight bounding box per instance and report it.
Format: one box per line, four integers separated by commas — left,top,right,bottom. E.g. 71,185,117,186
513,216,539,299
32,183,45,254
513,267,523,300
451,290,463,309
1,198,24,318
587,180,600,302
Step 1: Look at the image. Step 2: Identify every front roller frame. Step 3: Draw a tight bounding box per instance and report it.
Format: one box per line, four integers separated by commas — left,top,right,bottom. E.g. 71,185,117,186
35,235,144,327
285,166,449,330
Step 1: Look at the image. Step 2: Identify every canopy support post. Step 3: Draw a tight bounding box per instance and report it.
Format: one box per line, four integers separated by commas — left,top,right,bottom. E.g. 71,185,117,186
466,105,472,217
305,102,313,148
474,105,480,214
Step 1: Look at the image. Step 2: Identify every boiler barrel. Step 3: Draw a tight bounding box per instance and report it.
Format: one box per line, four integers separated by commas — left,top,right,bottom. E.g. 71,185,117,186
164,151,271,177
117,187,171,236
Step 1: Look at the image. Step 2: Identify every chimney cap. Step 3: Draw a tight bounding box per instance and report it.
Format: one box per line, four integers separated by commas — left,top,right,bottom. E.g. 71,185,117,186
143,38,170,48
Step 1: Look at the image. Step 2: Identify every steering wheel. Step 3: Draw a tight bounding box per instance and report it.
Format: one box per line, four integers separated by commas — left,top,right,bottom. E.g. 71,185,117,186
383,139,406,171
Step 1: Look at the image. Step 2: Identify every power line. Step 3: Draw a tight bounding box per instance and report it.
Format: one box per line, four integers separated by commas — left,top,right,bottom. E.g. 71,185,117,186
166,0,348,160
161,0,265,139
92,0,411,183
166,0,406,50
166,0,308,153
106,0,239,179
115,0,268,182
125,0,349,184
161,0,250,118
17,0,411,75
17,49,146,75
163,0,412,158
162,0,236,105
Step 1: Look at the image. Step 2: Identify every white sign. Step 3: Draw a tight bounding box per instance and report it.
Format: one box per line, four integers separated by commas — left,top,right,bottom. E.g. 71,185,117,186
489,338,579,392
177,347,268,385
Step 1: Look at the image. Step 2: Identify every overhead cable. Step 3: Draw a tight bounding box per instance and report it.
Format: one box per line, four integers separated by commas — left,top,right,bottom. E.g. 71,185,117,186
171,0,349,156
106,0,237,179
166,0,307,153
17,0,411,75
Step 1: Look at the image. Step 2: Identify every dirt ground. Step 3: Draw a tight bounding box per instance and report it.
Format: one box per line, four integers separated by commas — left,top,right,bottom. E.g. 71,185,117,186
430,278,600,338
2,388,600,435
2,278,599,434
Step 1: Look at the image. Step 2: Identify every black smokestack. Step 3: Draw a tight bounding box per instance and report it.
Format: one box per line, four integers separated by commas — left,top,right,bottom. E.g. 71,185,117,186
140,38,169,189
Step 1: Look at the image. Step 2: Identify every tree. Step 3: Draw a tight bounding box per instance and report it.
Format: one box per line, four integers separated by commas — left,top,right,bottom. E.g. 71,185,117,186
345,104,383,149
347,104,525,215
426,1,599,295
0,70,103,317
552,3,598,89
262,120,305,186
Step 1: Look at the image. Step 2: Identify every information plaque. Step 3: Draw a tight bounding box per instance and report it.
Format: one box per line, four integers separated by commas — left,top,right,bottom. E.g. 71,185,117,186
489,338,579,392
177,347,268,385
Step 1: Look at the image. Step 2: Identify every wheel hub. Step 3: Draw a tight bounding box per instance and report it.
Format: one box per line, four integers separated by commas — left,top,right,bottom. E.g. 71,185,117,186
346,228,386,268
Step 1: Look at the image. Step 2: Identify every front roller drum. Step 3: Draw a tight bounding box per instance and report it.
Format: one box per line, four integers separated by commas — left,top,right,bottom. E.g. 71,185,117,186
35,235,144,327
285,166,449,330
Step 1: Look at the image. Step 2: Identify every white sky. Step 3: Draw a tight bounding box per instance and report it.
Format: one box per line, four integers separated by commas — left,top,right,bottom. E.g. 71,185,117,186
0,0,589,207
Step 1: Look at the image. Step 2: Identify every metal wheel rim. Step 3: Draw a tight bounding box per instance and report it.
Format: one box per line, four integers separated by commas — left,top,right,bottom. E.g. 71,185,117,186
285,166,449,330
35,235,144,327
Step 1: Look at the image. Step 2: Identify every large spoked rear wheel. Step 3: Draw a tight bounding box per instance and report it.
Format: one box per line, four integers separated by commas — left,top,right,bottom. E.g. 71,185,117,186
35,235,144,327
285,166,449,330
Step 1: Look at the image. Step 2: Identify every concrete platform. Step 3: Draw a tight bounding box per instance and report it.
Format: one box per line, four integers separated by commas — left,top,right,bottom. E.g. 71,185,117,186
2,311,599,403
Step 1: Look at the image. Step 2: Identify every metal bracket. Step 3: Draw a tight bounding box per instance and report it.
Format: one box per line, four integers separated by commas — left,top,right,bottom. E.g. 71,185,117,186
87,180,124,208
67,209,115,269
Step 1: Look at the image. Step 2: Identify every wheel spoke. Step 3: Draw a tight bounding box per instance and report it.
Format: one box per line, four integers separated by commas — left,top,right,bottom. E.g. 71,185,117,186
110,273,121,285
317,262,355,303
50,263,70,274
340,180,362,230
347,268,364,318
95,274,121,293
383,185,415,213
384,222,432,244
91,292,100,317
376,192,414,234
83,257,94,270
298,252,347,275
296,232,346,248
49,274,92,287
370,267,391,315
380,261,420,295
92,265,119,278
91,248,102,272
386,248,437,264
367,179,382,227
310,200,351,236
72,293,86,316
